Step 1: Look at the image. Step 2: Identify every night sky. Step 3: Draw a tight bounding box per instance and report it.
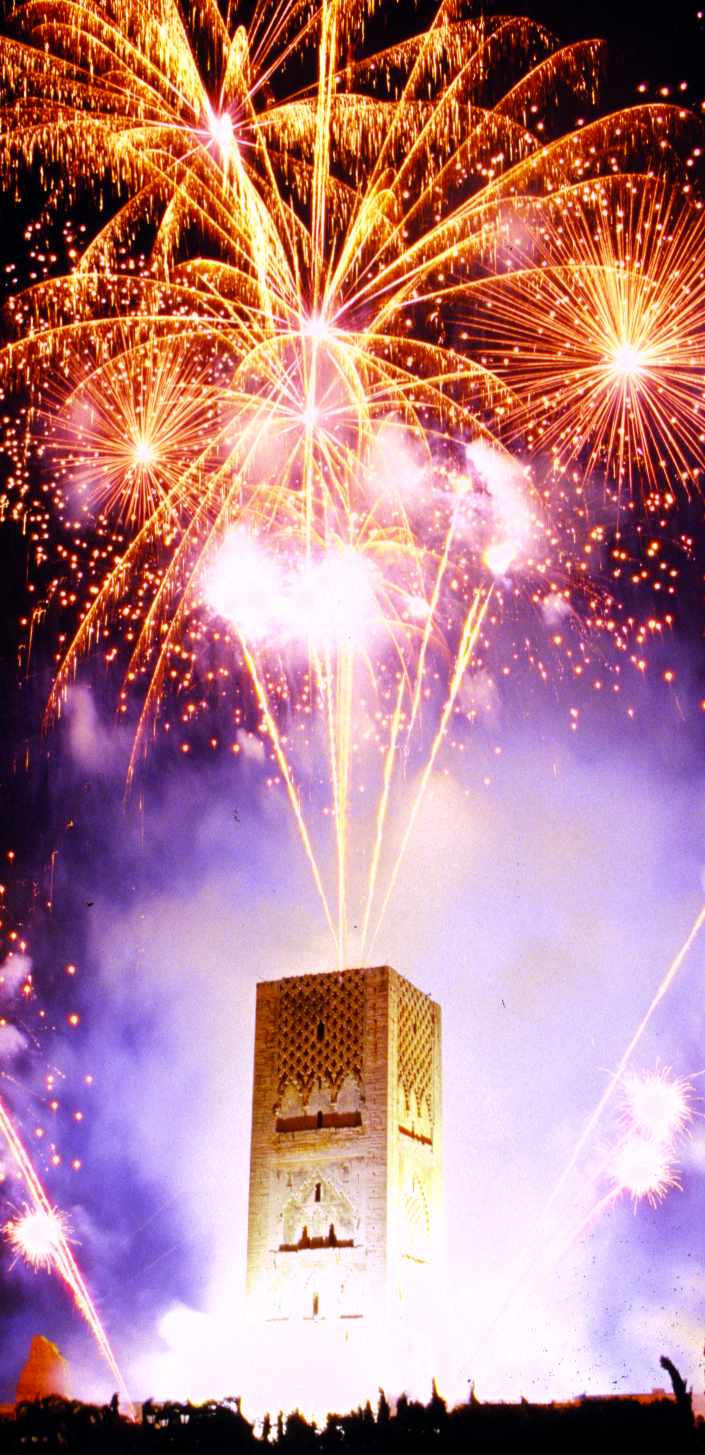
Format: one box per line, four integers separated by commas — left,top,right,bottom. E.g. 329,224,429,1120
0,0,705,1417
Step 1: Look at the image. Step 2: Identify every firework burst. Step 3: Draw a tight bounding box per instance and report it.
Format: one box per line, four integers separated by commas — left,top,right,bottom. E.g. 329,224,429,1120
463,177,705,491
1,0,696,962
0,0,702,1395
0,1096,130,1404
622,1065,693,1147
5,1203,71,1272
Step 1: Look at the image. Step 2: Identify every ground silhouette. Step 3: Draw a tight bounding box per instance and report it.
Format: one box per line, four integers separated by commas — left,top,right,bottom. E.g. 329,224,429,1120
0,1360,700,1455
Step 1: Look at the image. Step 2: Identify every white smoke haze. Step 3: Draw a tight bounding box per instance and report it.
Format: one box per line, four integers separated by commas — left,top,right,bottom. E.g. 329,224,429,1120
464,440,542,568
458,669,501,723
18,669,696,1414
365,423,428,513
236,728,266,764
0,1024,28,1061
542,593,572,629
0,952,31,997
208,533,385,654
64,685,126,776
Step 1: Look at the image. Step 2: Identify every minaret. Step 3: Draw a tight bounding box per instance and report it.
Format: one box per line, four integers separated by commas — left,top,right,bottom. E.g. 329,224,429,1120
246,965,442,1406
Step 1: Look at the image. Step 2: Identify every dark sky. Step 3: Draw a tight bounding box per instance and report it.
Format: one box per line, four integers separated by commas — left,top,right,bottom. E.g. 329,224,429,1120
527,0,703,92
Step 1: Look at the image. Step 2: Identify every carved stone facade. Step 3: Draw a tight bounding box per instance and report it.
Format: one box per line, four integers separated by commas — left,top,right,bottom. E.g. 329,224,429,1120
246,966,442,1395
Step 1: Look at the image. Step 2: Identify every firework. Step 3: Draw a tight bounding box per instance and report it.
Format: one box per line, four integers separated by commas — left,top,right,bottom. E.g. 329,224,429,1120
0,1096,130,1405
6,1204,71,1272
612,1132,680,1207
46,329,223,528
463,177,705,491
622,1066,692,1146
0,2,702,955
2,0,693,964
0,1,701,1403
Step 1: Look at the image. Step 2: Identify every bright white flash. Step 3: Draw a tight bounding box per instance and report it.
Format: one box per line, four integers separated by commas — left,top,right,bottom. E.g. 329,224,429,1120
302,314,331,341
612,341,643,379
405,595,432,620
484,542,515,576
623,1068,691,1146
6,1206,68,1271
134,439,155,466
209,533,382,652
206,103,234,160
302,406,319,430
613,1133,676,1205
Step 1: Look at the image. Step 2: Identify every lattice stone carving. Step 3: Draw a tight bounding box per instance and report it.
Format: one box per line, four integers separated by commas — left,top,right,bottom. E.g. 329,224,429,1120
403,1174,430,1260
397,976,434,1124
275,970,365,1109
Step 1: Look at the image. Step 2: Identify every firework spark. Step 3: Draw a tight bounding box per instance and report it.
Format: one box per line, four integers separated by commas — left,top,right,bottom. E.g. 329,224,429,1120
463,177,705,491
612,1132,680,1207
3,0,691,963
6,1204,71,1272
0,1096,130,1406
622,1066,692,1147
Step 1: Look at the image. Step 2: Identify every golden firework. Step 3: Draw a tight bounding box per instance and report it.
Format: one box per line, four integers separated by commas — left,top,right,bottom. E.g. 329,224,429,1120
462,177,705,490
0,1,701,959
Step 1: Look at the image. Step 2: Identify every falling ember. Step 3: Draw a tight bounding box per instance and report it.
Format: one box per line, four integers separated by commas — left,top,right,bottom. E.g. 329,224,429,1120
6,1206,70,1272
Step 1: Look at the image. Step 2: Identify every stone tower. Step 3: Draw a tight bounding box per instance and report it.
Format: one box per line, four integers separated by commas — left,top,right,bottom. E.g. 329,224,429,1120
246,965,442,1404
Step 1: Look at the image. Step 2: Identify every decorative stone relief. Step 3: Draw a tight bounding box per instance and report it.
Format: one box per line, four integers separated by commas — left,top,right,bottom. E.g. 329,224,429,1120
279,1171,355,1250
275,970,365,1110
402,1172,430,1262
397,977,434,1130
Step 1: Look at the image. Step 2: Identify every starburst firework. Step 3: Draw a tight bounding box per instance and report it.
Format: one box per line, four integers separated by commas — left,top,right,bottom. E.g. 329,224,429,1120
463,177,705,490
0,0,703,1388
6,1204,70,1272
2,0,698,961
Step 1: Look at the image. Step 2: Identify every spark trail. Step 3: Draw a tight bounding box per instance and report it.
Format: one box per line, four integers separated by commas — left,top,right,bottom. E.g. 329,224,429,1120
472,906,705,1359
0,0,700,960
0,1097,131,1409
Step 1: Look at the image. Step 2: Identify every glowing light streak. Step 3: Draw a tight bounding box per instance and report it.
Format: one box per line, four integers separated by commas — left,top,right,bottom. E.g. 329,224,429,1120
360,675,406,955
535,899,705,1226
0,1097,131,1409
365,584,492,958
472,897,705,1362
238,638,338,948
554,1134,682,1266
